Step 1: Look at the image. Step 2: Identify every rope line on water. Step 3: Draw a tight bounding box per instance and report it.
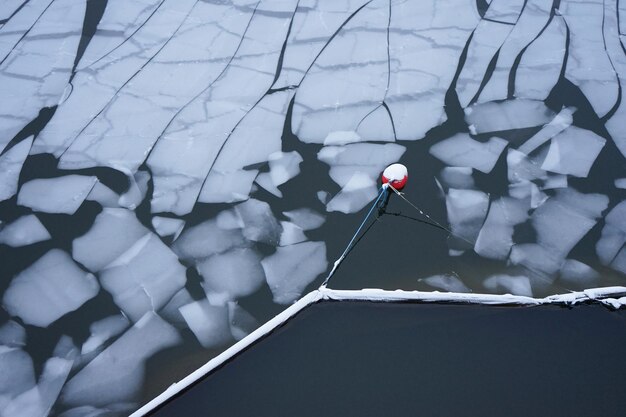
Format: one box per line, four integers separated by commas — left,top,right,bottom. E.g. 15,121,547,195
387,183,476,247
321,185,389,287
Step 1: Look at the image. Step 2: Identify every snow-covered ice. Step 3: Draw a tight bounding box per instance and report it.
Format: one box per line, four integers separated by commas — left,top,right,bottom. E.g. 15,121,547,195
262,241,327,304
0,320,26,347
283,208,326,231
197,248,265,305
0,136,32,201
3,250,100,327
541,126,606,177
99,233,187,322
445,189,489,246
61,312,181,407
151,216,185,240
474,197,528,260
430,134,507,173
0,214,50,247
0,346,35,398
179,300,232,349
81,315,130,355
465,99,555,134
18,175,98,215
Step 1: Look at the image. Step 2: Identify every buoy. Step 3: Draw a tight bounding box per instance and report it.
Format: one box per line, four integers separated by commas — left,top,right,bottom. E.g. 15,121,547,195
381,163,408,190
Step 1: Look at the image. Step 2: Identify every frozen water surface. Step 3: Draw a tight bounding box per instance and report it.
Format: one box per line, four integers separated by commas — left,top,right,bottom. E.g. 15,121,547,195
0,0,625,414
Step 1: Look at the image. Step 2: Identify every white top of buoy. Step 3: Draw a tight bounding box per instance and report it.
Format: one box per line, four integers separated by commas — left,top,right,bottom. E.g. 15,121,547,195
381,163,408,190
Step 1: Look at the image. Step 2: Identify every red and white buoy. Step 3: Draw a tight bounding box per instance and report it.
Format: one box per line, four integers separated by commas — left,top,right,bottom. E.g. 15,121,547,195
381,163,408,190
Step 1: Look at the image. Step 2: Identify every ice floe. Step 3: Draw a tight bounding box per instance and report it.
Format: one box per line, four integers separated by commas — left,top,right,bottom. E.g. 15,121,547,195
18,175,98,215
0,0,84,151
255,151,303,198
81,315,130,356
99,234,187,322
172,218,247,262
483,274,533,297
540,126,605,177
0,346,35,398
439,167,476,190
227,302,257,341
151,216,185,240
0,214,50,247
262,241,327,304
179,300,232,349
325,172,379,214
465,99,555,134
445,189,489,246
234,199,282,245
61,312,181,407
0,320,26,347
0,136,32,201
596,201,626,271
559,259,600,286
429,134,507,173
283,208,326,231
3,250,100,327
279,221,308,246
474,197,528,260
197,248,265,305
72,208,148,272
517,107,575,155
420,275,470,293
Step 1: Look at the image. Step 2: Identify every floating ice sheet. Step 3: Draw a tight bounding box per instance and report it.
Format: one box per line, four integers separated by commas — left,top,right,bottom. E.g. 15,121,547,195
172,219,247,262
81,315,130,355
283,208,326,231
262,241,327,304
0,346,35,398
197,248,265,305
235,199,282,245
541,126,605,177
151,216,185,240
445,189,489,246
0,214,50,247
61,312,181,407
0,136,32,201
0,320,26,347
100,234,187,322
596,201,626,270
517,107,575,155
255,151,303,198
484,274,533,297
279,221,308,246
475,197,528,260
3,250,100,327
429,134,507,173
179,300,232,349
18,175,98,215
325,172,379,214
73,208,148,272
420,275,470,293
439,167,476,190
559,259,600,287
465,99,555,134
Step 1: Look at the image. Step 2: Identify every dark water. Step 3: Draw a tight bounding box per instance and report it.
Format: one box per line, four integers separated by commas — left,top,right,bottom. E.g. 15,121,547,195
148,300,626,417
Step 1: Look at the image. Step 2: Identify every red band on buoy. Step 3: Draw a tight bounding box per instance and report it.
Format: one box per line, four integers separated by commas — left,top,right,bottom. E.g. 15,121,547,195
381,163,408,190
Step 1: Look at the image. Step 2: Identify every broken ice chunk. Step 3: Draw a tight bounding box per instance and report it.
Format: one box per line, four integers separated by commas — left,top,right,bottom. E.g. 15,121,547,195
0,215,50,247
151,216,185,240
596,201,626,266
507,149,547,183
0,346,35,398
541,126,606,177
198,170,258,203
465,100,555,134
439,167,475,190
474,197,528,260
483,274,533,297
2,356,73,417
3,250,99,327
445,189,489,246
179,300,232,349
262,241,327,304
197,248,265,305
255,151,303,198
420,275,470,293
0,321,26,347
326,172,378,214
279,221,307,246
615,178,626,189
61,312,181,407
0,136,33,201
53,336,79,361
81,315,130,355
429,134,507,174
517,107,575,155
611,247,626,275
85,182,119,208
318,143,406,187
559,259,600,287
99,234,186,322
283,208,326,231
72,208,148,272
323,131,362,146
234,199,282,245
542,174,568,190
172,219,247,262
18,175,98,215
159,288,194,328
228,302,257,341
